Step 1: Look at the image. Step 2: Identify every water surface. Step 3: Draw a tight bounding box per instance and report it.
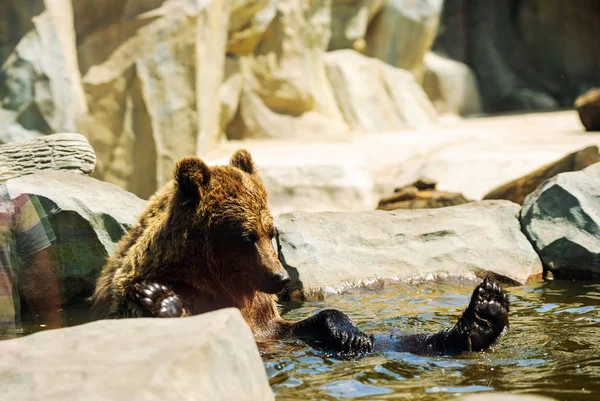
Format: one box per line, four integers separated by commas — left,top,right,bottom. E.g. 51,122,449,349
17,279,600,400
264,280,600,401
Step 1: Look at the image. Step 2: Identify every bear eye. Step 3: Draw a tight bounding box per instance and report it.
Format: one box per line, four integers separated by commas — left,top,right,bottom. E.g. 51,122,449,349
241,231,259,243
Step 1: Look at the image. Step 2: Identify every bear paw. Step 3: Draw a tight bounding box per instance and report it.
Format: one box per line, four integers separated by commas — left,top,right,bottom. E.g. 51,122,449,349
461,277,509,351
292,309,373,356
135,282,184,318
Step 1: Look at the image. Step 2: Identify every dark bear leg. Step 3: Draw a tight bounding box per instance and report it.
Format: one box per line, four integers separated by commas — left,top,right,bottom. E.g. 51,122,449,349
289,309,374,356
133,282,187,318
374,277,509,355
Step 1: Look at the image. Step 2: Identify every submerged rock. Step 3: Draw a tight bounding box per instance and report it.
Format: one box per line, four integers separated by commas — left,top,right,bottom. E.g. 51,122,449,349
521,163,600,279
6,171,146,303
0,309,274,401
275,201,542,300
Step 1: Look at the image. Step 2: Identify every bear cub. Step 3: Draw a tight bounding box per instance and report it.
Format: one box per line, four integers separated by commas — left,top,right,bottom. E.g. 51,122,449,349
91,150,509,356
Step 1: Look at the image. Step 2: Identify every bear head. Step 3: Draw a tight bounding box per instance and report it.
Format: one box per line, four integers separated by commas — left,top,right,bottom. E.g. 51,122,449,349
171,149,290,295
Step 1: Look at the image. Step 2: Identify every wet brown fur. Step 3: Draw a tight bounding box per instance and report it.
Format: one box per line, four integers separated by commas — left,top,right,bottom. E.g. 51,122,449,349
91,150,294,339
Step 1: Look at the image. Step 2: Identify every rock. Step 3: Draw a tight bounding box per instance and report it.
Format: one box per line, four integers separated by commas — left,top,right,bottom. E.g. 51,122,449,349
575,88,600,131
434,0,600,112
77,1,230,198
399,177,436,191
227,0,349,140
378,178,471,210
0,120,44,145
228,0,277,55
6,171,146,303
366,0,444,79
521,162,600,280
328,0,384,51
196,0,232,154
219,57,243,134
275,201,542,300
386,111,600,202
422,52,482,115
484,146,600,205
0,309,274,401
208,111,599,214
324,50,437,131
0,133,96,181
0,0,87,134
204,127,479,214
378,189,470,210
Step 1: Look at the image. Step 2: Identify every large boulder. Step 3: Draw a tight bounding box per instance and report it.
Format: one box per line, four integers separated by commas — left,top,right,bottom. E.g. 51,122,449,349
0,0,87,139
422,52,482,116
77,0,230,199
228,0,277,55
575,88,600,132
366,0,444,79
484,146,600,204
521,163,600,279
327,0,383,51
275,201,542,300
227,0,349,140
324,50,437,132
6,171,146,303
0,309,274,401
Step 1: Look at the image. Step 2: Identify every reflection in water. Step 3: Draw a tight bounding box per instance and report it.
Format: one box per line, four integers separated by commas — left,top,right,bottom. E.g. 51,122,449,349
0,184,63,339
265,280,600,401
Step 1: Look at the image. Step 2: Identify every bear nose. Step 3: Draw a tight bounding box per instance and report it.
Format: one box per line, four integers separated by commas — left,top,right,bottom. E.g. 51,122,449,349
276,271,291,286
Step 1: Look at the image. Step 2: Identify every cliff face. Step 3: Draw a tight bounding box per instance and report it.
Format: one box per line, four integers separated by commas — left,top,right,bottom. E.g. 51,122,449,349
1,0,598,199
435,0,600,112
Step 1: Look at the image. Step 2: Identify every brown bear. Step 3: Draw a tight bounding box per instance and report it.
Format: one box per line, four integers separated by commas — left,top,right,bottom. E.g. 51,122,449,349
91,150,509,356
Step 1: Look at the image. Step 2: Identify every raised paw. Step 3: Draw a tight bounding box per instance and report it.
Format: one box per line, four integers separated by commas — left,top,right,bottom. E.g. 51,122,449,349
135,282,184,318
462,277,510,351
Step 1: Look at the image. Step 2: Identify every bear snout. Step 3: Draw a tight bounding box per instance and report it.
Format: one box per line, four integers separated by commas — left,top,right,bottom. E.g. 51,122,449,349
259,270,291,294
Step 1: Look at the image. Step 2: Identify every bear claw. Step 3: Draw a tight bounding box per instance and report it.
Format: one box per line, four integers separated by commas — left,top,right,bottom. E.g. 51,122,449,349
135,282,184,318
292,309,374,356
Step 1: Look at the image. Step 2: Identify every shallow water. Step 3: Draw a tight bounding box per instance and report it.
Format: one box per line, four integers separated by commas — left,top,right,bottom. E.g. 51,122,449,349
16,279,600,400
264,280,600,401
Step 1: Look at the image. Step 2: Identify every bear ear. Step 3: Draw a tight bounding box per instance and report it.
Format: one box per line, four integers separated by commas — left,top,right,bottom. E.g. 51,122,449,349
229,149,255,175
174,157,211,198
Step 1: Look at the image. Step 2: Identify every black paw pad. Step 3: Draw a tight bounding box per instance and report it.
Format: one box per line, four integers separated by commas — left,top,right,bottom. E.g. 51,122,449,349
136,282,184,318
464,277,510,351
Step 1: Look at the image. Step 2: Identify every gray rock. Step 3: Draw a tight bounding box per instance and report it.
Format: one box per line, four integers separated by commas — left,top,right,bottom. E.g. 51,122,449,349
0,133,96,181
0,308,274,401
6,171,146,303
521,163,600,279
275,201,542,299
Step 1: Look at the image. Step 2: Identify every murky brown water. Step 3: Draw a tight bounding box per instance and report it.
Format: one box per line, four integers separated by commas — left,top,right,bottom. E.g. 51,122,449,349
263,280,600,401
